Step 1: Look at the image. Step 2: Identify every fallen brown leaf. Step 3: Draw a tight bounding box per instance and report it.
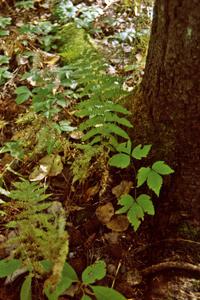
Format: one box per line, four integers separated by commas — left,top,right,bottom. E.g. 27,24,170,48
95,202,114,224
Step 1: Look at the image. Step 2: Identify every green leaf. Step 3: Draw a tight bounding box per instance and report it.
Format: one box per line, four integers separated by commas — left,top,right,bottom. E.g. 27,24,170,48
82,128,100,141
116,140,131,154
82,260,106,285
116,194,134,214
91,286,126,300
147,170,163,196
20,274,32,300
81,295,92,300
137,194,155,215
0,141,24,160
127,205,142,231
137,167,151,187
132,144,152,160
0,55,9,65
62,261,78,281
40,260,53,273
0,259,22,278
44,262,78,300
59,120,77,132
108,153,130,169
106,123,129,139
152,161,174,175
0,29,9,36
16,86,32,104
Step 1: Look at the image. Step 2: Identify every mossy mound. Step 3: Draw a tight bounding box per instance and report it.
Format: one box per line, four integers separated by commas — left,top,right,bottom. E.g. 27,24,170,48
56,23,95,63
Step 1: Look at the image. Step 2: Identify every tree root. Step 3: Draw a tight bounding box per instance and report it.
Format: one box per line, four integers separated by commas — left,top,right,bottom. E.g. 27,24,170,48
134,238,200,254
141,261,200,277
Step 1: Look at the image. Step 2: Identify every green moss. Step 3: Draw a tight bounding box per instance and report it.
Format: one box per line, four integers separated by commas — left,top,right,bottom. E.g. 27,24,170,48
56,23,95,62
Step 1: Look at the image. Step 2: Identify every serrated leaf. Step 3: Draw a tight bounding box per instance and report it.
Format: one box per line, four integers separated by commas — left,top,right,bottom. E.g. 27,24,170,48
116,194,134,214
106,123,129,139
104,112,133,128
127,206,141,231
116,140,131,154
137,167,151,187
147,170,163,196
82,128,100,141
91,286,126,300
0,259,22,278
152,161,174,175
109,153,130,169
137,194,155,215
132,144,152,160
20,274,32,300
82,260,106,285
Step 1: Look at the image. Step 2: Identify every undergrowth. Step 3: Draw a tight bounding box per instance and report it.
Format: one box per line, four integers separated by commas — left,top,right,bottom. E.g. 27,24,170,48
0,1,174,299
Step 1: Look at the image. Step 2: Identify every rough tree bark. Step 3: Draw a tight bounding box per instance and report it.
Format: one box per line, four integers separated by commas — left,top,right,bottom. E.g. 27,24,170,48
131,0,200,298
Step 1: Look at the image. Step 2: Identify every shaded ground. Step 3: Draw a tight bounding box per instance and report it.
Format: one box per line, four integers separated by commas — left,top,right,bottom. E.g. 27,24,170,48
0,1,200,299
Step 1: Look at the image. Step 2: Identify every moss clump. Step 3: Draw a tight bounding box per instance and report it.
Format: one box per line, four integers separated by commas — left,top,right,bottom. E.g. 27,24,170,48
56,23,95,62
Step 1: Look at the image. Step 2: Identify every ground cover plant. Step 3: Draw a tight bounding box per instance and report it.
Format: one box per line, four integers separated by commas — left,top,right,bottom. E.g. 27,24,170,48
0,0,187,299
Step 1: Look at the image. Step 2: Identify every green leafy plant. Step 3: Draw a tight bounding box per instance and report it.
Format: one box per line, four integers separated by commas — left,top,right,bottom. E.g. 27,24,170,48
15,0,34,10
53,0,103,30
0,16,11,36
0,67,12,85
0,141,24,159
110,142,174,230
0,180,69,297
44,260,126,300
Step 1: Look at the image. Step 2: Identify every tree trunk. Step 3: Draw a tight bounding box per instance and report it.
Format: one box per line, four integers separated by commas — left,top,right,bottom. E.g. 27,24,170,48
131,0,200,298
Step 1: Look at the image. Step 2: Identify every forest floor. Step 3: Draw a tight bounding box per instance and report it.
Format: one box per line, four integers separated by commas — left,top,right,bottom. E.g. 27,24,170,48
1,1,199,300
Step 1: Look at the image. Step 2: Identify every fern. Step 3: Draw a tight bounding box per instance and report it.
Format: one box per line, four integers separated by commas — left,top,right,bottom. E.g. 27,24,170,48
3,180,69,286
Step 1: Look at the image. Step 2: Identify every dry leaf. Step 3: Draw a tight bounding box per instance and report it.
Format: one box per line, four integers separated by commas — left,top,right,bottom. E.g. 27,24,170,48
135,53,143,62
104,232,120,244
95,202,114,224
64,283,80,297
48,155,63,176
126,269,142,286
106,215,129,232
85,184,99,201
112,180,133,198
29,154,63,181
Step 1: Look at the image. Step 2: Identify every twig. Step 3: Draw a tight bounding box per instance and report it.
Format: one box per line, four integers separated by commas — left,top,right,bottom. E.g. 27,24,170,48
111,259,122,288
